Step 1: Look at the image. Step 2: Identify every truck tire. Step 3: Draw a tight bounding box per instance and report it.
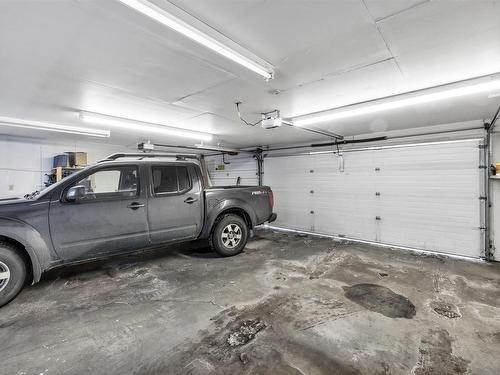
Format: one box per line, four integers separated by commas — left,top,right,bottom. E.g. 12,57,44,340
210,214,249,257
0,242,27,308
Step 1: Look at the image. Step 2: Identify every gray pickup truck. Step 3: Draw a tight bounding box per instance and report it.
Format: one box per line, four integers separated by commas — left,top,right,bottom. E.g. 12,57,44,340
0,153,276,307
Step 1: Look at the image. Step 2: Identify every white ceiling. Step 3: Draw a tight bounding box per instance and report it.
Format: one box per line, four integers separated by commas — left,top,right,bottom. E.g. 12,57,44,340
0,0,499,149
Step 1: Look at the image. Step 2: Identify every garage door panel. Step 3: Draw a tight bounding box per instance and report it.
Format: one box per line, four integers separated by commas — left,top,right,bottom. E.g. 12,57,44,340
374,141,482,257
379,218,481,255
265,139,484,258
206,154,258,186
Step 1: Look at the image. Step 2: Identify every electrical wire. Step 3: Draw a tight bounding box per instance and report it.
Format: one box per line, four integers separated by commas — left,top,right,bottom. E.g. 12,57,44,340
235,102,262,127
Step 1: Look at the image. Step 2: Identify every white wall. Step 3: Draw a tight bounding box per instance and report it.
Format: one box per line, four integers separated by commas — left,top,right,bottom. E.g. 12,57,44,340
0,138,125,197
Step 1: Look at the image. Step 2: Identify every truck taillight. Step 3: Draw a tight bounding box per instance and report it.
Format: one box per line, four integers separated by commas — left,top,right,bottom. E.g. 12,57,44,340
268,190,274,208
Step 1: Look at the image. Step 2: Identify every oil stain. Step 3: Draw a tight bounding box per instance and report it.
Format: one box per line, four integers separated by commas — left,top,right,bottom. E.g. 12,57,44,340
413,328,470,375
343,283,416,319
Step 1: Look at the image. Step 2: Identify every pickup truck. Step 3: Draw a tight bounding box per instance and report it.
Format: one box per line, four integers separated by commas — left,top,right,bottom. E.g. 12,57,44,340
0,153,276,307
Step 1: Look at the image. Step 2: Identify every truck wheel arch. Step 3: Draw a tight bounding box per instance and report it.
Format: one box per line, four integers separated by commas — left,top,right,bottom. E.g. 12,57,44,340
0,218,51,284
0,235,37,285
212,208,253,232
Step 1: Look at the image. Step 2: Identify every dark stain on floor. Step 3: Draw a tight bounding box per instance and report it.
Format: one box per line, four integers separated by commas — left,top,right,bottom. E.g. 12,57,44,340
343,283,416,319
413,328,470,375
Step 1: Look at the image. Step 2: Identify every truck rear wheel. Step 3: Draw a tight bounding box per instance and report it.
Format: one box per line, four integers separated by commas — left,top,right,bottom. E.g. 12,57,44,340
210,214,249,257
0,242,27,308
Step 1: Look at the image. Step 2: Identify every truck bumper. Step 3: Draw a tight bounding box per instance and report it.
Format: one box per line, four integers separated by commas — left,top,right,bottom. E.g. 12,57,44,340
268,213,277,223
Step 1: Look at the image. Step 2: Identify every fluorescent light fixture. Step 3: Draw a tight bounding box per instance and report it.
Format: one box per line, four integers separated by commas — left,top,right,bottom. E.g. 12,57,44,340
0,116,110,138
80,111,213,141
294,78,500,127
116,0,274,79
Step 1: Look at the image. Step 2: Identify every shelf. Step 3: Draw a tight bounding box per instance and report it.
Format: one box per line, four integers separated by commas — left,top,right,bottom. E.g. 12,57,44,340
52,166,85,170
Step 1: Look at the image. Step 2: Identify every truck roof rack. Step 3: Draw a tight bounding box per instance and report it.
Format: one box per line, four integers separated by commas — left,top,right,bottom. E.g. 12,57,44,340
98,153,200,163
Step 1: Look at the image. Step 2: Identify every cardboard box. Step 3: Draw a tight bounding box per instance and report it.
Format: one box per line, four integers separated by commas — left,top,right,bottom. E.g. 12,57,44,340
67,152,88,167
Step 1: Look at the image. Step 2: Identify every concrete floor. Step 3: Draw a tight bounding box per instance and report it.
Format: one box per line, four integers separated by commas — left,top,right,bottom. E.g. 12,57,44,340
2,229,500,375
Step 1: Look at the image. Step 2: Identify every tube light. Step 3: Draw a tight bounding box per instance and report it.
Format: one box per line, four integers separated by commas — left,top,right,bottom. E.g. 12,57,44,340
116,0,274,79
294,79,500,127
80,111,213,141
0,116,110,138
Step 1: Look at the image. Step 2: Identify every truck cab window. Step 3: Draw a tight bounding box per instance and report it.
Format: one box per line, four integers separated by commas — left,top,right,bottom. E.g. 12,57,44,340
75,166,138,200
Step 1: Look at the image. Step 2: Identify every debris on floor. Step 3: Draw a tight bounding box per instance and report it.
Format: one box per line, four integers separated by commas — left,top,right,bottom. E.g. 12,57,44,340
239,352,249,364
227,319,266,347
431,301,461,319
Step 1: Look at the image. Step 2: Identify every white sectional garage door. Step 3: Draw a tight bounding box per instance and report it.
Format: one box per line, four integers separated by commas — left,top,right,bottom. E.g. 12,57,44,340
206,154,258,187
264,139,485,258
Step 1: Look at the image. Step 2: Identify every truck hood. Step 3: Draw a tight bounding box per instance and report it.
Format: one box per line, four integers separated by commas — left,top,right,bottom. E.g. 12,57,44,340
0,196,28,206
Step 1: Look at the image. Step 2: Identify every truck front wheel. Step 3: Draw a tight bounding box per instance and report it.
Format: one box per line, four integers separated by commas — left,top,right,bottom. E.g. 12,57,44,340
0,242,27,308
210,214,249,257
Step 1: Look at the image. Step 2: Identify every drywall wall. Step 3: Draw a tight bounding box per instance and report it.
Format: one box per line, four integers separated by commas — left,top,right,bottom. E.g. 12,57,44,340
0,138,125,197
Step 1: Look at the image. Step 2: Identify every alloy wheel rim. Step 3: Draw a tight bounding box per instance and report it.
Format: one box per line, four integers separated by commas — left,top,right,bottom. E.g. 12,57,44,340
0,261,11,292
221,224,242,248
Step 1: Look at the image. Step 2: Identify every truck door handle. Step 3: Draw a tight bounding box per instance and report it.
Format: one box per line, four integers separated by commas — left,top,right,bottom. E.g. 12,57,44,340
184,197,198,204
127,202,145,210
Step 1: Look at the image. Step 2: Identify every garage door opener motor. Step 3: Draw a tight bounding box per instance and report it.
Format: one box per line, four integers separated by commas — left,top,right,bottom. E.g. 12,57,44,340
261,109,283,129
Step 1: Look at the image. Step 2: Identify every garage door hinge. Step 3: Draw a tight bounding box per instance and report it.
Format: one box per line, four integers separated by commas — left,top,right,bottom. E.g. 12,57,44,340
478,144,487,149
479,196,487,200
479,226,487,231
375,216,381,220
479,165,487,169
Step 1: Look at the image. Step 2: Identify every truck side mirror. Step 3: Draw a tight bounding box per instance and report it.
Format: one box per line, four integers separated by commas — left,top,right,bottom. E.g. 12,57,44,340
66,185,86,203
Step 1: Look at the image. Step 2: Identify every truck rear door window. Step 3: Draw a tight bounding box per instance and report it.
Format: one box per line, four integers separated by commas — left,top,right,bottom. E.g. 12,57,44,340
177,166,190,191
152,166,177,194
152,166,191,195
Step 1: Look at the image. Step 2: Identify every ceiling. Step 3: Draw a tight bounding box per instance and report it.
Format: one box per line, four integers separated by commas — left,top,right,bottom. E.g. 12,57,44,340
0,0,499,149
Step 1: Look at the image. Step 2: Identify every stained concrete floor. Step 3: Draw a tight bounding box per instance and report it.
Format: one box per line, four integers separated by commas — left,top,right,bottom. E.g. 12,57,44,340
2,229,500,375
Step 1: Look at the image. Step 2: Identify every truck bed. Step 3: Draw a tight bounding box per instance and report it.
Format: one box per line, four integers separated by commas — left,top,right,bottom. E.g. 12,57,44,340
204,185,274,227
